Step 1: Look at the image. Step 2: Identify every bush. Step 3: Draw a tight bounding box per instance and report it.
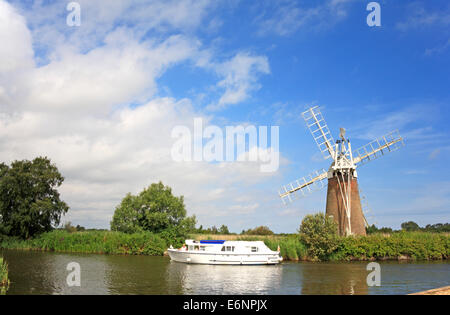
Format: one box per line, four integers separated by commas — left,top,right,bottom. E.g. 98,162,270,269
299,213,339,261
241,226,274,235
0,257,9,295
0,230,168,256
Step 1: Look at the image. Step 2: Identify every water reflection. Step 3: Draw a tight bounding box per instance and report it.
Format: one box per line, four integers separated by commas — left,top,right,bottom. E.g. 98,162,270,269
300,262,368,295
166,261,283,295
1,249,448,295
103,255,180,294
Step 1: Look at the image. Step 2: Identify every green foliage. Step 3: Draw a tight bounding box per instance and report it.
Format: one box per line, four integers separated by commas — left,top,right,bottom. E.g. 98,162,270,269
334,232,449,261
195,225,235,235
218,225,230,235
401,221,420,232
0,230,168,255
299,213,339,261
0,157,69,239
422,223,450,233
63,221,77,233
366,224,393,234
110,182,196,235
0,257,9,295
241,226,274,235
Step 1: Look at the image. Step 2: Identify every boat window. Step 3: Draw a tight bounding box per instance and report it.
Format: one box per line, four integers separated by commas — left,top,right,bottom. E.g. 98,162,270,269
200,246,206,251
194,246,199,251
251,247,258,252
221,246,226,251
188,246,194,251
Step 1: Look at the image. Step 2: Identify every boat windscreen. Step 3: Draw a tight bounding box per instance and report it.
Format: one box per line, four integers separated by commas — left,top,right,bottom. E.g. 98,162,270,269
199,240,225,244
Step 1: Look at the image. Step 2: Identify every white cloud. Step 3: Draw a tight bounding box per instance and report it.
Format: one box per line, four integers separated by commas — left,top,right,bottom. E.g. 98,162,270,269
396,3,450,32
0,0,282,231
425,38,450,56
254,0,355,37
207,52,270,111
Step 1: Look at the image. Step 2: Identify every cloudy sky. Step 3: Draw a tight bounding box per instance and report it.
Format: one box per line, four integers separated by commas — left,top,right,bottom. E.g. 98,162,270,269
0,0,449,232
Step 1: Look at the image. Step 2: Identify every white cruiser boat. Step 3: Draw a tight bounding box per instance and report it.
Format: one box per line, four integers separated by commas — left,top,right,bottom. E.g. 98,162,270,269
167,240,283,265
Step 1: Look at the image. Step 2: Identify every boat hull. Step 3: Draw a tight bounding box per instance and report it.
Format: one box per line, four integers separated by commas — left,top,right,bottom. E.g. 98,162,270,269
167,249,282,265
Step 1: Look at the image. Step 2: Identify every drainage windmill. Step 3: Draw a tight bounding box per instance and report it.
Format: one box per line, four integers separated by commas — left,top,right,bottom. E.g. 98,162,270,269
279,106,404,236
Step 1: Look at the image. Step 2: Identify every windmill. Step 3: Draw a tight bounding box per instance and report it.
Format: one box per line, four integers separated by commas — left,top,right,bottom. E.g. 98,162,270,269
279,106,404,236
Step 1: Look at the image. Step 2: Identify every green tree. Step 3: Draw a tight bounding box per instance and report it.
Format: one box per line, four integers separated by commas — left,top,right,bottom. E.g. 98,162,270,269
110,181,196,234
299,213,339,261
242,226,274,235
0,157,69,239
366,224,394,234
218,225,230,235
401,221,420,232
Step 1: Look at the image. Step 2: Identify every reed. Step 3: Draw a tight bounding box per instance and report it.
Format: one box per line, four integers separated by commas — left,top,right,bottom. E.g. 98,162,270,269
333,231,450,261
0,256,9,295
0,230,448,262
0,230,169,256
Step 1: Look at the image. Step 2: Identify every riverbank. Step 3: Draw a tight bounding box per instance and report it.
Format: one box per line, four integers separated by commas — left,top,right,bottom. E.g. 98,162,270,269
0,256,9,294
192,232,450,261
0,230,448,262
0,230,175,256
410,286,450,295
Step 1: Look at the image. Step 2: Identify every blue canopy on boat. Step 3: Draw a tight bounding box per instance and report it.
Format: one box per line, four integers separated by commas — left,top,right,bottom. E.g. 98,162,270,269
200,240,225,244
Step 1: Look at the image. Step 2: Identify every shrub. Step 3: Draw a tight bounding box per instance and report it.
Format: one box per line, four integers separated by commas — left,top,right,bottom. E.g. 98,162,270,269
241,226,274,235
0,257,9,295
299,213,339,261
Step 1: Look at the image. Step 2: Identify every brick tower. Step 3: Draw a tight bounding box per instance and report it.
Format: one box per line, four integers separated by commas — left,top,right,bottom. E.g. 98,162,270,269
325,172,366,236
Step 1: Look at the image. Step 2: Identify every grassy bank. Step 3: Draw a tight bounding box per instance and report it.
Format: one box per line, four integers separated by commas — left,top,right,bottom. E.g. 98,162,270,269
0,231,448,262
0,256,9,295
191,232,450,261
0,230,184,256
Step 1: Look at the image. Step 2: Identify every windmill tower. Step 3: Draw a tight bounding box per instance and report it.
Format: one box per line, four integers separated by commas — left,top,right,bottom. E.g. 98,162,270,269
279,106,404,236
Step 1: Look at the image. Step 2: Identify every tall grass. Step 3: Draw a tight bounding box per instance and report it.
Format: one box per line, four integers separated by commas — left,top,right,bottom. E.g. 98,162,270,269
0,230,448,262
189,232,449,261
0,256,9,295
333,232,450,261
0,230,171,256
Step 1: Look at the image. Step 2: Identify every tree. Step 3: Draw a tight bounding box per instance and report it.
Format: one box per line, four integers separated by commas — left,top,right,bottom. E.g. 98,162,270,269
366,224,393,234
299,213,339,261
218,225,230,235
110,181,196,234
401,221,420,232
242,226,274,235
0,157,69,239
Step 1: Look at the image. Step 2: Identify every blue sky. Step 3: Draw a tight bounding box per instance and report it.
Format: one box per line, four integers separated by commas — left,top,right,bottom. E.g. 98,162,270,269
0,0,449,232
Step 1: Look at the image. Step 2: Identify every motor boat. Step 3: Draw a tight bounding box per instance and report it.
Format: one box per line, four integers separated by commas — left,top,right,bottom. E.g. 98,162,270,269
167,240,283,265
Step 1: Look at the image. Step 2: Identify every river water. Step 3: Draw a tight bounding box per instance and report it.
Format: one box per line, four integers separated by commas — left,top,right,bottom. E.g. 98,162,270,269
1,249,449,295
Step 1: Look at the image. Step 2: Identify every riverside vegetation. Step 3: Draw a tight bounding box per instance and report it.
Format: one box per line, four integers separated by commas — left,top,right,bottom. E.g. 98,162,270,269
0,219,448,262
0,256,9,294
0,157,448,262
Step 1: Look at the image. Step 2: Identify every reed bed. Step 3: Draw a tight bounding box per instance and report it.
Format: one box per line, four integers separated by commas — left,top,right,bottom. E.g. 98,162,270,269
0,230,169,256
0,256,9,295
333,231,450,261
189,232,449,261
0,231,448,262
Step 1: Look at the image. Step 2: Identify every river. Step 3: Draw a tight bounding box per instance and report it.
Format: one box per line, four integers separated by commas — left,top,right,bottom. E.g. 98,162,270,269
1,249,449,295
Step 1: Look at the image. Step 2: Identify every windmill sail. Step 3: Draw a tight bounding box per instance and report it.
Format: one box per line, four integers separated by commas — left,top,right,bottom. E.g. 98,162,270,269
352,130,404,166
302,106,335,159
279,169,328,204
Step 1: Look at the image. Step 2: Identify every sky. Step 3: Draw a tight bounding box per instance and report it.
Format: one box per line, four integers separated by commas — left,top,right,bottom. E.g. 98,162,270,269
0,0,449,232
